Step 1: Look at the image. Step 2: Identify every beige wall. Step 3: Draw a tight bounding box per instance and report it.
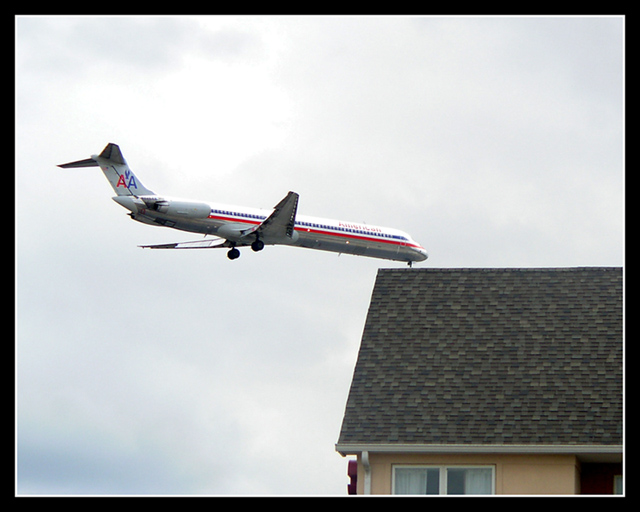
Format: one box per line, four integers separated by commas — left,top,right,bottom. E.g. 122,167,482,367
356,452,580,495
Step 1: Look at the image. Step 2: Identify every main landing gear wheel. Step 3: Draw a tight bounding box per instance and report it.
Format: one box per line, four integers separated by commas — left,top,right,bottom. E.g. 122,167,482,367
227,247,241,260
251,240,265,252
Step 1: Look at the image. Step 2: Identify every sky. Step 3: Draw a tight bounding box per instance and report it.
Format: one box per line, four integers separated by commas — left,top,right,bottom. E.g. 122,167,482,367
15,15,624,496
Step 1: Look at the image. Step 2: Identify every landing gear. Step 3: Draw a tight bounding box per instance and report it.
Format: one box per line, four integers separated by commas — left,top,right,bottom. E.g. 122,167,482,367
227,239,264,260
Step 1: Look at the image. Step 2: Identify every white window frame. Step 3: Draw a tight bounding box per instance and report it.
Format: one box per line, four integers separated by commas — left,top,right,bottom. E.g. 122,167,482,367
392,465,495,495
614,475,623,495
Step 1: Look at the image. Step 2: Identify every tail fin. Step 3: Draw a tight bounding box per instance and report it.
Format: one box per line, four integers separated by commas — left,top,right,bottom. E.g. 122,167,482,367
58,143,154,196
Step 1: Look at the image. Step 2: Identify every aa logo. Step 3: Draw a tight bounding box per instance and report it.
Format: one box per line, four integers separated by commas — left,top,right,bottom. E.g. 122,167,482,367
116,170,138,189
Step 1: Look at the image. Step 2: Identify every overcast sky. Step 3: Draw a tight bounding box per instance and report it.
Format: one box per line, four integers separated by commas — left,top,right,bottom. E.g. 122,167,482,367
16,15,624,495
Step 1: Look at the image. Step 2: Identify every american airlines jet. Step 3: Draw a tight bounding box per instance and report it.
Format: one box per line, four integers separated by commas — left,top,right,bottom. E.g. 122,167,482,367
58,143,428,265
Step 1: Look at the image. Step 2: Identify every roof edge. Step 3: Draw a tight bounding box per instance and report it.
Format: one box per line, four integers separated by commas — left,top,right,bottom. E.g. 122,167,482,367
377,266,622,273
335,443,623,457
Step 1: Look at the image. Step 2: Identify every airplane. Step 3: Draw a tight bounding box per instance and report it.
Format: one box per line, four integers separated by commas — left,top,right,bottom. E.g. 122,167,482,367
58,143,428,265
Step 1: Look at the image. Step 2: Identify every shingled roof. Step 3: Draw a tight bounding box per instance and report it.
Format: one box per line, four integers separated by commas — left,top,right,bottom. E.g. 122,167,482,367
337,267,622,448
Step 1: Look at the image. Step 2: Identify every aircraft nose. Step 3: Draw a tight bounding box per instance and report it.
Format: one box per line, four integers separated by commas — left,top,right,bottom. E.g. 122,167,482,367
410,246,428,262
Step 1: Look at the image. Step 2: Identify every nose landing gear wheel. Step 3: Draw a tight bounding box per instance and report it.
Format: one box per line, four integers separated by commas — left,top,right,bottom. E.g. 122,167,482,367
227,247,241,260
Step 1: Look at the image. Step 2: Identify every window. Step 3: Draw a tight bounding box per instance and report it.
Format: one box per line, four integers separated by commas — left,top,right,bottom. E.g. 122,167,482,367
393,466,494,495
395,468,440,494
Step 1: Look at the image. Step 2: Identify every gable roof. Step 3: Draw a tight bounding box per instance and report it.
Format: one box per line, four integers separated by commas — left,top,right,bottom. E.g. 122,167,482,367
337,267,622,450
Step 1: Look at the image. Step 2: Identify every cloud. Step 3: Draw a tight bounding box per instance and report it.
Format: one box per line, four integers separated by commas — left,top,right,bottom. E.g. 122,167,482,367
16,15,623,495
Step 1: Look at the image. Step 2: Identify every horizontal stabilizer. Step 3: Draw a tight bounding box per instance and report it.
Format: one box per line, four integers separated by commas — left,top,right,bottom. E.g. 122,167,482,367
58,157,99,169
139,237,235,249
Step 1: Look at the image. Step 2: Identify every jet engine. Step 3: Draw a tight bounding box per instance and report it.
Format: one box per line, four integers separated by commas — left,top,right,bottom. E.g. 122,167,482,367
140,196,211,219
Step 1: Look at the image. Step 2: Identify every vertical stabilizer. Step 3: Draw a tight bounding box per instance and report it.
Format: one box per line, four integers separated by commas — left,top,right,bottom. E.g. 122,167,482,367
58,143,154,196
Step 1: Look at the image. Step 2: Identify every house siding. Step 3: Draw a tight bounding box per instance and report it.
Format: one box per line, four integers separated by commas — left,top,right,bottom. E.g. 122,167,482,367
358,452,581,495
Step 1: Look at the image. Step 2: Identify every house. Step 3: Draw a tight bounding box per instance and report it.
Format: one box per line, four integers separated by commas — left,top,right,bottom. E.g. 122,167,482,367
336,267,623,495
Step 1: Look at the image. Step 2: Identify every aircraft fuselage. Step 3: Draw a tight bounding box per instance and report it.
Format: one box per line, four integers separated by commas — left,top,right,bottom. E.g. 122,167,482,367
114,194,428,263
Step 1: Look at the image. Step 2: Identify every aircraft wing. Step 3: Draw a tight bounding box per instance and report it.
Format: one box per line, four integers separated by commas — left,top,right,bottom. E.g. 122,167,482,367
242,191,299,242
139,191,299,250
140,237,238,249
